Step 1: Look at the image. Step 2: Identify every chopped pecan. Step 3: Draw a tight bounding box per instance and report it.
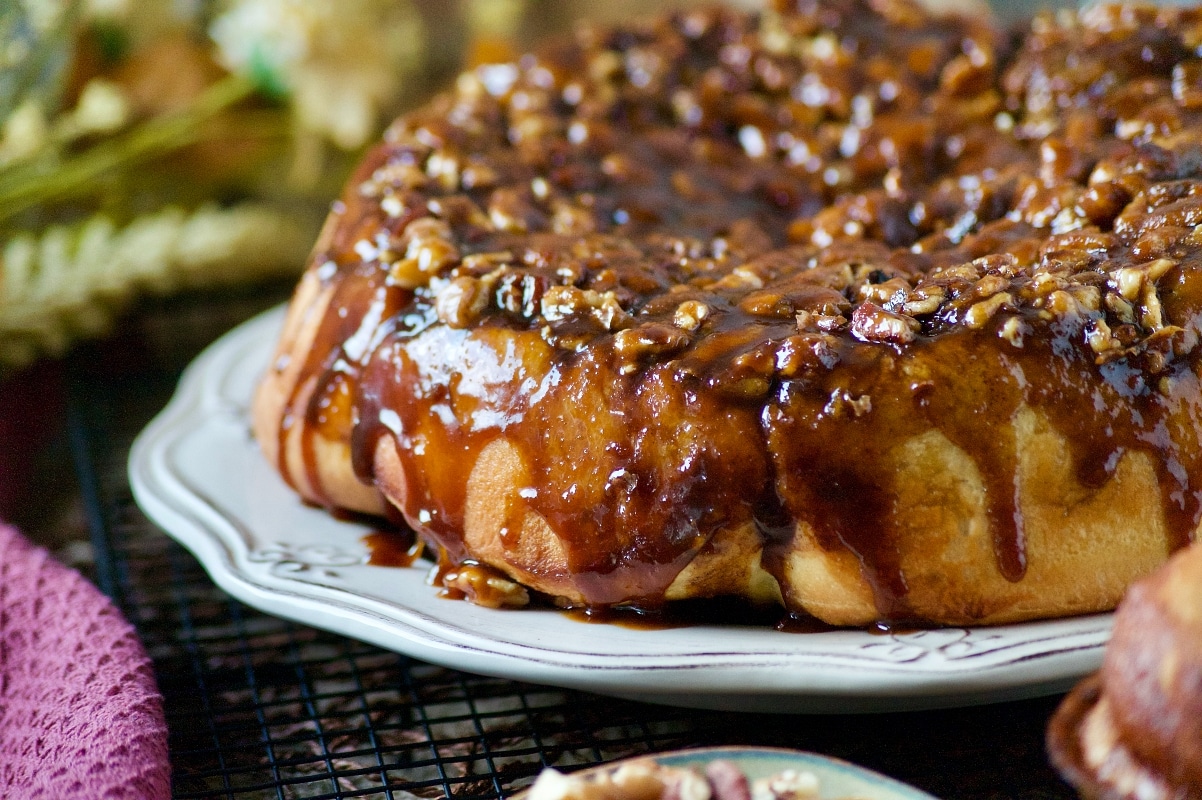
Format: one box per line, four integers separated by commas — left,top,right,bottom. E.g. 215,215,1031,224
774,333,841,377
673,300,711,331
459,251,515,274
964,292,1014,329
1040,289,1084,321
541,285,631,330
427,195,492,230
440,563,529,608
488,187,546,233
460,161,500,190
361,161,428,197
1066,284,1102,313
551,201,599,236
850,302,920,344
858,276,911,308
435,277,488,328
972,274,1010,299
495,272,549,317
425,151,461,190
1172,61,1202,109
1087,318,1122,359
902,284,946,316
999,316,1027,348
613,323,691,373
711,267,765,292
1141,282,1165,330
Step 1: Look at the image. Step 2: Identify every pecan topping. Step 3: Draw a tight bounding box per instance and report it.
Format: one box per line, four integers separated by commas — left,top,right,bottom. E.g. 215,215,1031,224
850,303,920,345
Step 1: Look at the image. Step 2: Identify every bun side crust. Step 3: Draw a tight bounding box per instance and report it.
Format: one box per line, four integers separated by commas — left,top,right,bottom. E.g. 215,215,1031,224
253,271,387,516
251,258,1197,625
257,273,1177,625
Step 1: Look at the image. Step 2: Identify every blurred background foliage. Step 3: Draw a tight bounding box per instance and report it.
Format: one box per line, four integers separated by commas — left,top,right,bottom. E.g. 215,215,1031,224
0,0,724,372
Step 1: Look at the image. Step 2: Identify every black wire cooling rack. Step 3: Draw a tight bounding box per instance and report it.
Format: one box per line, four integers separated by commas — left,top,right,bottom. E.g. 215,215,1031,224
54,287,1078,800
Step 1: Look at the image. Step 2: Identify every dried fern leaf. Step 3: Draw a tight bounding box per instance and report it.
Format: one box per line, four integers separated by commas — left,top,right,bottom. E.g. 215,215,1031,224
0,202,316,369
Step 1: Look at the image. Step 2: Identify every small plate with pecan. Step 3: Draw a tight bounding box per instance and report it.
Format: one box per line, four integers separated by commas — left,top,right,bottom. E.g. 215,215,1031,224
517,746,937,800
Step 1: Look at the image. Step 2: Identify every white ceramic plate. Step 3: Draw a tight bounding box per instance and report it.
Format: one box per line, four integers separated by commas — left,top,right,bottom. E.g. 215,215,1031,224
517,746,937,800
129,306,1110,713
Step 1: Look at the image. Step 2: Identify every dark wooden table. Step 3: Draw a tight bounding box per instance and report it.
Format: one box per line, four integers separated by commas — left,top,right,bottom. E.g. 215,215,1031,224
4,286,1080,799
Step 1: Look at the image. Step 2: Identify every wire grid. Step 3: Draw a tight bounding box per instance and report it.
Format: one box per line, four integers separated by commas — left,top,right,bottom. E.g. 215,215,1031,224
60,290,1079,800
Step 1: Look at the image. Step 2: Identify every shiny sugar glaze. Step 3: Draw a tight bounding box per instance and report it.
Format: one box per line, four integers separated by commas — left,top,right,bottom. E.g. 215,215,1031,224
275,0,1202,620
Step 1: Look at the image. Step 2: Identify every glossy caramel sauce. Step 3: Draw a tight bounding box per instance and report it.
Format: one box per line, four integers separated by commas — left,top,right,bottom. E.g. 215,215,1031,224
273,0,1202,622
564,599,826,631
364,528,426,568
565,602,893,633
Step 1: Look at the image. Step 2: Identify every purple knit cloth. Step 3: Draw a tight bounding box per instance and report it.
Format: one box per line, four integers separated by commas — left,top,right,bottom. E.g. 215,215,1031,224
0,523,170,799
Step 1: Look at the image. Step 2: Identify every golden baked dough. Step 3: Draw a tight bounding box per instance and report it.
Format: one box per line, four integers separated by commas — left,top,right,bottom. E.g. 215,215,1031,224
254,0,1202,626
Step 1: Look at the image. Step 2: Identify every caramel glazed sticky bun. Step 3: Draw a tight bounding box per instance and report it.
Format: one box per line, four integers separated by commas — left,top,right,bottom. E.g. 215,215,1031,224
255,0,1202,627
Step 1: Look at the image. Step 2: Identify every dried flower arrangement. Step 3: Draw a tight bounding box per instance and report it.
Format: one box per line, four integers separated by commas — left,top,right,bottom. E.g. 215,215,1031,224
0,0,504,370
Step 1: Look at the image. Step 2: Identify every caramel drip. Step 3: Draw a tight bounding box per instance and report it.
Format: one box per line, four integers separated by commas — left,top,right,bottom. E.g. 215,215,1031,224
564,599,832,631
339,266,1202,618
364,528,425,568
271,0,1202,621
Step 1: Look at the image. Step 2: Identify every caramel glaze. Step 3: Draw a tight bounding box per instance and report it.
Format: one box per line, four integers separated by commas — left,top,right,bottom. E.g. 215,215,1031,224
564,600,838,632
364,528,426,568
273,0,1202,621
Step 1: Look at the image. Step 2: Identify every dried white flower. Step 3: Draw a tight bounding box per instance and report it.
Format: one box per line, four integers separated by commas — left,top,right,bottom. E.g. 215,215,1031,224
0,101,49,167
210,0,425,149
